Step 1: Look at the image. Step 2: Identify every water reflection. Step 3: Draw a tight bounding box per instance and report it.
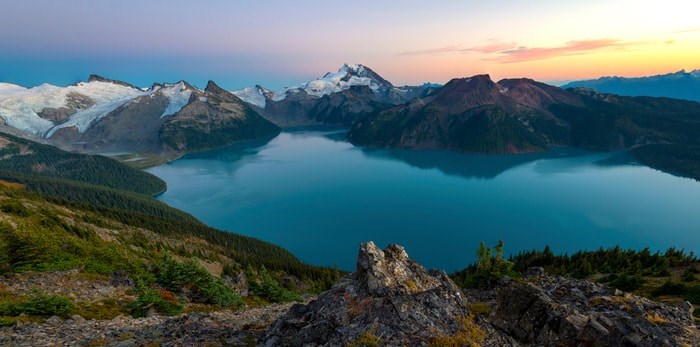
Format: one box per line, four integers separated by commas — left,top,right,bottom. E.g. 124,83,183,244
359,147,592,180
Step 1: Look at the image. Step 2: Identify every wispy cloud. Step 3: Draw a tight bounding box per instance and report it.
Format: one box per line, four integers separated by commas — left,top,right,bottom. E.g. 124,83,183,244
399,45,464,56
670,26,700,34
490,39,647,63
400,38,648,63
398,40,516,56
460,40,516,54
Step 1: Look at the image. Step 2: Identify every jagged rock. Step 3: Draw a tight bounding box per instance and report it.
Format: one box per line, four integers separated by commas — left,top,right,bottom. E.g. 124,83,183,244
262,241,471,346
492,276,700,346
524,266,545,279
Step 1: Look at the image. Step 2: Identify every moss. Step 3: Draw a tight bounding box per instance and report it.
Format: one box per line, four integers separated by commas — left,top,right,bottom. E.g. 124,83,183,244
646,314,670,324
75,298,130,320
345,327,384,347
468,302,492,316
429,315,486,347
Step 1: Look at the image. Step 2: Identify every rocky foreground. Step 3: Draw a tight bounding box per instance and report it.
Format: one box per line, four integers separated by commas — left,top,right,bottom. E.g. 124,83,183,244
2,242,699,346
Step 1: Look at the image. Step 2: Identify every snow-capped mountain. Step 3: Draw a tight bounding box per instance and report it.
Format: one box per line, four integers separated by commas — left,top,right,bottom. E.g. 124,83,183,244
232,64,438,126
0,75,279,157
563,69,700,102
231,64,436,108
0,76,195,138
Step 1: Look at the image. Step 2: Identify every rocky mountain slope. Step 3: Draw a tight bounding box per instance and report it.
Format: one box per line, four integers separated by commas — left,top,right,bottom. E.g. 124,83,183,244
232,64,438,127
265,242,700,346
0,75,280,164
4,241,697,346
563,69,700,102
347,74,700,157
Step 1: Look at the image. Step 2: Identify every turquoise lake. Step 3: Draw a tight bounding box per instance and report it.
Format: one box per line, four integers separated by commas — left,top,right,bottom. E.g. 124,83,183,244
147,127,700,272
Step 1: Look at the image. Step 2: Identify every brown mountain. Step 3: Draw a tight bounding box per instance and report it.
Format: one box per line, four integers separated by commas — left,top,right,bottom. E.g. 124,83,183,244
347,74,700,154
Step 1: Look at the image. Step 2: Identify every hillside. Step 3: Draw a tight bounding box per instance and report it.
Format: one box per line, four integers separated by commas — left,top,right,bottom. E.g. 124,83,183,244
0,135,341,338
0,133,165,195
563,70,700,102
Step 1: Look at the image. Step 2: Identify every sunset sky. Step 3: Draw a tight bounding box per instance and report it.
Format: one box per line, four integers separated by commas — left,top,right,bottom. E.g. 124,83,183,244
1,0,698,89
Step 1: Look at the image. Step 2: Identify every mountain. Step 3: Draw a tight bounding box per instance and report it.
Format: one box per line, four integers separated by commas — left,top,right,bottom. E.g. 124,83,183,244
562,70,700,102
348,74,700,154
0,75,280,164
232,64,438,127
159,81,280,152
348,75,572,153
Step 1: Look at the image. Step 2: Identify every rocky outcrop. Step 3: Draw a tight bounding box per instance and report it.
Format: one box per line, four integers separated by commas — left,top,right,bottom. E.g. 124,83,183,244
160,81,280,152
492,275,700,347
262,241,472,346
263,242,700,346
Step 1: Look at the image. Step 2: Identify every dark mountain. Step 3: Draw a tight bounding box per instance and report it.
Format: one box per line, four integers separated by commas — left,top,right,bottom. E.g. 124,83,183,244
348,75,700,178
349,75,700,151
348,75,574,153
159,81,280,152
562,70,700,102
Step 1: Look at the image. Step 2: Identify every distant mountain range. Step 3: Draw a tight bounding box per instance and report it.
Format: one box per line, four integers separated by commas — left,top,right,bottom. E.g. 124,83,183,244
0,76,280,164
1,66,699,180
563,70,700,102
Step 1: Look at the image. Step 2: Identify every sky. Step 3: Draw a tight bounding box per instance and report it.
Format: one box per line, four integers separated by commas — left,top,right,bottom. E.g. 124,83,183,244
0,0,698,90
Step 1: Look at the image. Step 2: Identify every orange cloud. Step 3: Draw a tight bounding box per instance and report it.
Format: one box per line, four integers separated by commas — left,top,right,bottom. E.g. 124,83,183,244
491,39,647,63
459,40,516,54
398,45,464,56
399,40,516,56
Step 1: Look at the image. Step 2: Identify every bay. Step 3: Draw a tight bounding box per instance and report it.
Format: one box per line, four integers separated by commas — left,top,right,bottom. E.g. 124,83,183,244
147,127,700,272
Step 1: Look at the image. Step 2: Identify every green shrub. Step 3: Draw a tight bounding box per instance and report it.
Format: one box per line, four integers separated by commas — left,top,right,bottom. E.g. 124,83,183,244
247,266,302,303
0,317,14,327
157,256,242,307
0,292,74,318
0,200,33,217
683,285,700,304
609,274,645,292
456,241,518,288
130,285,183,317
681,268,697,282
652,281,687,296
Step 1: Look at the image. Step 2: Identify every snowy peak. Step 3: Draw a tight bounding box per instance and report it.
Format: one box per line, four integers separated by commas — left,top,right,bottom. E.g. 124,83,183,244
86,74,140,90
231,85,268,108
232,63,398,107
300,63,392,98
157,81,192,118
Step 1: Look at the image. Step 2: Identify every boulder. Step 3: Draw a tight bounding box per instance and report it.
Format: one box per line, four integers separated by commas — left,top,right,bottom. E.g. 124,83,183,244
262,241,471,346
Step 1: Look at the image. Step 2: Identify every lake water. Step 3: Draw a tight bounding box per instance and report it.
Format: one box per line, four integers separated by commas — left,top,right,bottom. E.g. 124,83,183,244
147,127,700,272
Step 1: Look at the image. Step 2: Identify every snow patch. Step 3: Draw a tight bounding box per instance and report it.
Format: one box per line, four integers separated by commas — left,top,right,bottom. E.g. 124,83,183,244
232,86,266,108
0,80,155,137
160,82,191,118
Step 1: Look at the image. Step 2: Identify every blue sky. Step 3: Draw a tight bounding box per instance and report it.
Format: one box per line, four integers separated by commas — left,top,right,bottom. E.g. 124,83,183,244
1,0,697,89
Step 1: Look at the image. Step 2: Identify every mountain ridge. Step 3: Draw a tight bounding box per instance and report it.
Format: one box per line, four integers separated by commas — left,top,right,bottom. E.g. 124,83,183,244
563,69,700,102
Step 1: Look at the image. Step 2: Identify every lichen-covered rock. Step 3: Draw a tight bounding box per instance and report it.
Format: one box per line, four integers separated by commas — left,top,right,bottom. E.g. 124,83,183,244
492,276,700,346
262,241,471,346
